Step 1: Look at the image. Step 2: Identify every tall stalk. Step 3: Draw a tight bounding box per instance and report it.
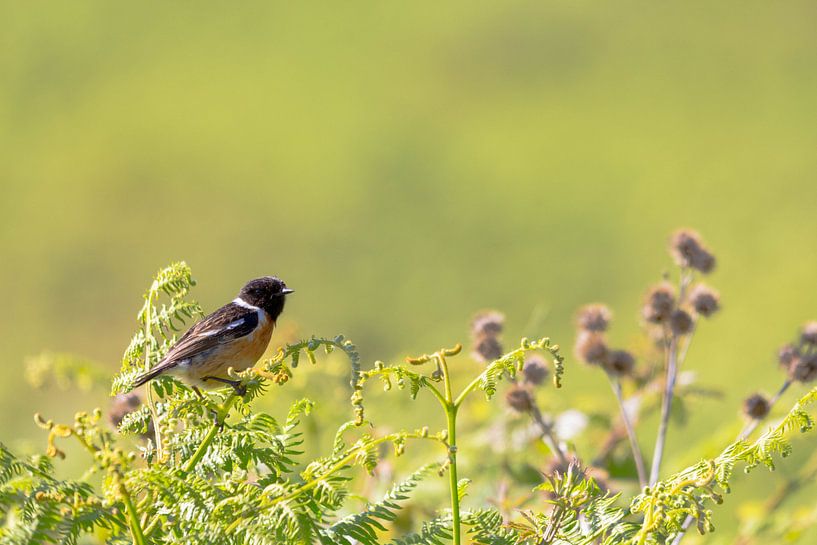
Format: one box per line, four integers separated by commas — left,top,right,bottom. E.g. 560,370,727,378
364,338,563,545
119,480,147,545
183,392,239,473
437,348,462,545
142,285,164,462
609,377,647,487
650,333,678,486
649,271,691,486
530,405,569,466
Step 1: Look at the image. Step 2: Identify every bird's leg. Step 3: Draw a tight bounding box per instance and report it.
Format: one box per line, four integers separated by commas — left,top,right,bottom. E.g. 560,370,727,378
202,376,247,397
192,385,205,400
227,379,247,397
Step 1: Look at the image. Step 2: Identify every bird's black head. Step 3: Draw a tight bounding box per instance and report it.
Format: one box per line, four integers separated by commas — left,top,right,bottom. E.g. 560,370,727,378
237,276,293,320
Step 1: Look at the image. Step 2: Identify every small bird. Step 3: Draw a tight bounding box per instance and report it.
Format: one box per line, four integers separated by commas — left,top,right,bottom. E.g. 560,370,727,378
133,276,293,393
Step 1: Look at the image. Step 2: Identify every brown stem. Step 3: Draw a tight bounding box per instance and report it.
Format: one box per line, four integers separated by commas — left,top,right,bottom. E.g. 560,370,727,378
649,333,678,486
609,377,648,487
531,405,570,466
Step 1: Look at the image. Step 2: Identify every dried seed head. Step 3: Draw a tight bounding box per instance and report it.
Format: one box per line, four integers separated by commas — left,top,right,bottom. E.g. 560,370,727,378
472,335,503,363
689,284,720,318
742,393,770,420
603,349,636,377
642,283,676,323
670,229,703,266
670,229,717,274
523,355,550,386
800,321,817,346
778,343,800,371
505,384,534,413
692,250,716,274
576,304,612,332
669,309,694,336
108,393,142,429
574,331,609,365
791,353,817,383
471,310,505,338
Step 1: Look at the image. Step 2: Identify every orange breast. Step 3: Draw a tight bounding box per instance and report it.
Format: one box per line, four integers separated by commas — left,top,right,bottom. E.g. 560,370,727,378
194,315,275,382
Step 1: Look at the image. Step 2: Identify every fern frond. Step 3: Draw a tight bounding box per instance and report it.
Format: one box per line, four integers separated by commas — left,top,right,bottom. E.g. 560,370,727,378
462,508,522,545
0,443,124,544
474,337,565,400
320,463,442,545
629,384,817,544
391,513,453,545
112,262,202,394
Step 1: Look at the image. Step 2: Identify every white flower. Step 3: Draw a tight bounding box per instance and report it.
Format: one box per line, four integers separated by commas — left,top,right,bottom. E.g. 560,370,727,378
555,409,589,440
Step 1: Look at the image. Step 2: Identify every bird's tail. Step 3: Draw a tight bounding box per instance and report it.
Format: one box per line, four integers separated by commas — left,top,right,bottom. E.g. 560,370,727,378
132,367,165,388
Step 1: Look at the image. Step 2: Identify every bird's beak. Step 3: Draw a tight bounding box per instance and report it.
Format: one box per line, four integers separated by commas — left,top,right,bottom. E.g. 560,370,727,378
282,288,294,295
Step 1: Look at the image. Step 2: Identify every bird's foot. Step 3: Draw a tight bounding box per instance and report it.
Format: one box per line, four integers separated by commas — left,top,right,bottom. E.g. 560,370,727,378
202,376,247,397
230,381,247,397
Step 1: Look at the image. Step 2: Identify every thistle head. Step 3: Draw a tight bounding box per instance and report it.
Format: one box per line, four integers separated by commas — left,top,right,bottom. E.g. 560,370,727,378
670,229,716,274
791,353,817,383
574,331,609,365
603,349,635,377
800,321,817,347
108,393,142,429
471,310,505,363
523,355,550,386
742,393,770,420
642,282,676,324
669,309,694,336
471,310,505,338
777,343,800,372
472,336,503,363
689,284,720,318
576,304,612,332
505,384,534,413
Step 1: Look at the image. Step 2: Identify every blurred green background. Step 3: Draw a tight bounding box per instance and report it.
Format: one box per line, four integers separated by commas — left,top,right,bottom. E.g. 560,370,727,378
3,2,817,542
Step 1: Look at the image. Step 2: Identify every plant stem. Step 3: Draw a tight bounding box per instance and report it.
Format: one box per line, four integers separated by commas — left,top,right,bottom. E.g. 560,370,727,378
423,379,449,408
677,322,697,368
119,480,147,545
609,377,648,488
146,391,239,537
530,405,569,466
438,351,462,545
650,333,678,486
183,392,238,474
454,372,485,409
143,287,164,462
649,271,691,486
446,405,462,545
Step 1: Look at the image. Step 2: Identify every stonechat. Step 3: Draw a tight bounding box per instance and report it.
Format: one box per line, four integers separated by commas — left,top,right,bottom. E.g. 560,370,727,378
133,276,293,392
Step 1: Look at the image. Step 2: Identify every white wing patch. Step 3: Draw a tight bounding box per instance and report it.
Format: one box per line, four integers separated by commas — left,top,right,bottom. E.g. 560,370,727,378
226,319,245,330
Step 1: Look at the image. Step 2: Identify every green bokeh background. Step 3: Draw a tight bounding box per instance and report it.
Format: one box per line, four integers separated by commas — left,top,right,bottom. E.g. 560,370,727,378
3,2,817,542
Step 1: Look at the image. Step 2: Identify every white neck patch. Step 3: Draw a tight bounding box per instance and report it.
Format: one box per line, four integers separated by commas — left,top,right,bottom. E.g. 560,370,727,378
233,297,261,311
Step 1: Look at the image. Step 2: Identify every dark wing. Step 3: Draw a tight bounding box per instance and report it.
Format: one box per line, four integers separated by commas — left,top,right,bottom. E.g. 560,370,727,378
133,303,259,386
